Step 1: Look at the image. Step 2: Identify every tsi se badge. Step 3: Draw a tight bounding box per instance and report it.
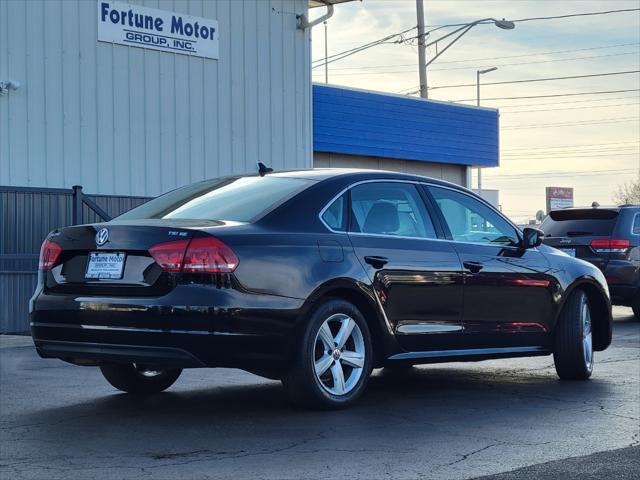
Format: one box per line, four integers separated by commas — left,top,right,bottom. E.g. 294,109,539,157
95,228,110,246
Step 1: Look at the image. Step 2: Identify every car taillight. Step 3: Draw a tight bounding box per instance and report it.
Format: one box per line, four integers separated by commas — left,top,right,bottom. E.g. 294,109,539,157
183,237,239,273
149,239,190,272
38,239,62,270
148,237,239,273
590,239,630,253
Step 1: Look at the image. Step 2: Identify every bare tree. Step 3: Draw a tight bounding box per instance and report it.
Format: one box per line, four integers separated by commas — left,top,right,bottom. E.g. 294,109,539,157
612,178,640,205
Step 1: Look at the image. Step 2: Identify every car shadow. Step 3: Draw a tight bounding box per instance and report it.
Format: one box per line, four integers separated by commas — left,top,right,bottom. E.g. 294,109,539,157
16,362,620,457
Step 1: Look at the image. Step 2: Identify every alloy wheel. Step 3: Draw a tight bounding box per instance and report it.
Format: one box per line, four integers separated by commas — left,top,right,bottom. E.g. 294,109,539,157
581,300,593,371
313,313,366,396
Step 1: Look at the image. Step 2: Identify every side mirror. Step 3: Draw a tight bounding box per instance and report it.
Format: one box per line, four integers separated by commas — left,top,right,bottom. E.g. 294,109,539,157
522,227,544,249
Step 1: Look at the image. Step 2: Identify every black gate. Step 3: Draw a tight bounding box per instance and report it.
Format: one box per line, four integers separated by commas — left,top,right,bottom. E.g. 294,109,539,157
0,186,150,334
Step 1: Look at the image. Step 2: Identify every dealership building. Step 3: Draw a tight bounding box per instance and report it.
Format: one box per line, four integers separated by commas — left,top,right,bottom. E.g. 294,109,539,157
0,0,498,333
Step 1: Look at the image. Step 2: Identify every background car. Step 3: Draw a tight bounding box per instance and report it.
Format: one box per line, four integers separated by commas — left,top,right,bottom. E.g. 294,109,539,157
31,170,612,409
541,205,640,319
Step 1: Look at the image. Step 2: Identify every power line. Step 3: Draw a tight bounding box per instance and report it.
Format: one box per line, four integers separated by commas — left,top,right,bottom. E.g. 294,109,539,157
319,43,640,70
502,141,640,152
312,9,640,68
400,9,640,45
405,70,640,94
498,95,640,108
503,8,640,24
312,26,416,68
502,116,640,130
486,168,636,179
503,146,640,156
503,101,640,114
502,153,640,161
448,88,640,102
503,147,640,156
313,50,640,76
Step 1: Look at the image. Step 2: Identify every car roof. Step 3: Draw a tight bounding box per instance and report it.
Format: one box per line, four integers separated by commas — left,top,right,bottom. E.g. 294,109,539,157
549,205,639,214
550,207,621,213
266,168,462,188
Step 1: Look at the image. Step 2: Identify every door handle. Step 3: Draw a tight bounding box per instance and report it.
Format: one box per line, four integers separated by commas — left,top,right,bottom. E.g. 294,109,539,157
364,256,388,269
463,261,484,274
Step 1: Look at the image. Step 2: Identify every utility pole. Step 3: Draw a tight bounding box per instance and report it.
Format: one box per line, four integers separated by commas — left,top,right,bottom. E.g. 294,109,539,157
416,0,428,98
324,21,329,84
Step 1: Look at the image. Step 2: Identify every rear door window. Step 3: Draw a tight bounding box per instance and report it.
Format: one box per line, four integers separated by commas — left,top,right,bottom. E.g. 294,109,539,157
541,209,618,238
349,182,437,239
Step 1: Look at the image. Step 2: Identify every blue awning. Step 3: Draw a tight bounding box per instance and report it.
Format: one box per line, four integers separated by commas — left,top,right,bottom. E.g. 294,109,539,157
313,84,499,167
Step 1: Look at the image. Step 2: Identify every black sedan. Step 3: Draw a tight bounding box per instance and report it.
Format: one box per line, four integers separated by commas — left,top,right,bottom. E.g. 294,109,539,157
31,169,613,409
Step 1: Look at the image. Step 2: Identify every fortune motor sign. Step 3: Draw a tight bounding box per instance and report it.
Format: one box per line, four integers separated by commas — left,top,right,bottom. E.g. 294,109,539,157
97,1,219,59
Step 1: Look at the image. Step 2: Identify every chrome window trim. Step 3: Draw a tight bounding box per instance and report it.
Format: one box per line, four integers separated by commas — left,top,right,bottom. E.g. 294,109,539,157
318,179,426,236
424,182,523,241
317,178,523,247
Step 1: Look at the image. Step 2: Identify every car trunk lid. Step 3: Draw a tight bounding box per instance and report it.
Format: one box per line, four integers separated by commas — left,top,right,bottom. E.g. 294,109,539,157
541,208,619,270
44,219,239,295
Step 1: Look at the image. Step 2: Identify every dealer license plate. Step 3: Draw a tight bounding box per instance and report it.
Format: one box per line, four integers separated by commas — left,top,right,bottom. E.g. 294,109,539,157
561,248,576,257
85,252,126,279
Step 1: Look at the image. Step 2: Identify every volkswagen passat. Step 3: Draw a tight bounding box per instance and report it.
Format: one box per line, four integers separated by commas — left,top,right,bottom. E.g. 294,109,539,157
31,169,612,409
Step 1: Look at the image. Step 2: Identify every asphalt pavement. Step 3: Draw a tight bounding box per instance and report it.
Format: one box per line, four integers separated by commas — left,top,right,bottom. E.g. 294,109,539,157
1,306,638,480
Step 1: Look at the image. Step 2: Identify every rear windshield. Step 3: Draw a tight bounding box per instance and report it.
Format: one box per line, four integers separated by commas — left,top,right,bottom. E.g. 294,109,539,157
541,209,618,237
116,176,313,222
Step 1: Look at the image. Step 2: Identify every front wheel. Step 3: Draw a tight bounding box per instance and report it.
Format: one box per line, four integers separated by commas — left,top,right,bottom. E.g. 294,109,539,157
632,296,640,320
282,299,373,409
100,364,182,394
553,290,594,380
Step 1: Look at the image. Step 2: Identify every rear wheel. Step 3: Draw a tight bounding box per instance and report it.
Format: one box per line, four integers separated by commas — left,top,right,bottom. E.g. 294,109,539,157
553,290,594,380
632,296,640,320
282,299,373,409
100,364,182,394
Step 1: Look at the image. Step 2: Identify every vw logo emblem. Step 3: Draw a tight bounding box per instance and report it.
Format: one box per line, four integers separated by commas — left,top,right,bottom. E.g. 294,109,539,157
95,228,109,246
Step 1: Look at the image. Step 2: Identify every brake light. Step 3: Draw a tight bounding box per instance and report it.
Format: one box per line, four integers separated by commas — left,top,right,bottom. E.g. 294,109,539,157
183,237,239,273
590,239,630,253
38,239,62,270
148,237,238,273
149,239,189,272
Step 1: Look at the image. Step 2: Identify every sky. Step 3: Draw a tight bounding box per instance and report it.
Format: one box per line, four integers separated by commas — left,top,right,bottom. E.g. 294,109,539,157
309,0,640,222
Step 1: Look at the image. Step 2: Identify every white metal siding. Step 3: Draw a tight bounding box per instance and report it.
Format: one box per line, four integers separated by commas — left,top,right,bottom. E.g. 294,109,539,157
0,0,312,197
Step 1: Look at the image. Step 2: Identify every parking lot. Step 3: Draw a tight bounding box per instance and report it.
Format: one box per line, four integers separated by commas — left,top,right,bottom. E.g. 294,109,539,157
1,306,638,480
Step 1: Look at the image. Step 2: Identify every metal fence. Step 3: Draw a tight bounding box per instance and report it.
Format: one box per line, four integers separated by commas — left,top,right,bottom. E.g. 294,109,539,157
0,186,150,334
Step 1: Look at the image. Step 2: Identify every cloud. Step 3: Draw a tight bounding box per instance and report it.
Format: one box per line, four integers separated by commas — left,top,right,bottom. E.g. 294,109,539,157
313,0,640,217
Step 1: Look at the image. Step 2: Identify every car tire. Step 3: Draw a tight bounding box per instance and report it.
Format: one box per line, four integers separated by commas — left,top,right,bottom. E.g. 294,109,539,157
100,364,182,394
282,298,373,410
632,296,640,320
553,290,594,380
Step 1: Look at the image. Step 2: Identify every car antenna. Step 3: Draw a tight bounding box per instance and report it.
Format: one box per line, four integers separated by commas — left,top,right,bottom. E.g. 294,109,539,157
257,162,273,177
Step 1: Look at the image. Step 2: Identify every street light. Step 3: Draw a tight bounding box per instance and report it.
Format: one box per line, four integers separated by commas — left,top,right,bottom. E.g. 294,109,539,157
414,13,515,98
476,67,498,195
477,66,498,106
424,18,515,68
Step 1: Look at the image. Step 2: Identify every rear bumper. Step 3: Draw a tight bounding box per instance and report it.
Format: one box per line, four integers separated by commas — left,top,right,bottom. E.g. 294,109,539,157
30,285,306,370
35,339,205,367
